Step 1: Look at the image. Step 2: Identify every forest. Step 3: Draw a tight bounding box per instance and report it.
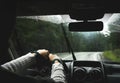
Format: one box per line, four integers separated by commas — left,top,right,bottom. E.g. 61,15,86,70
13,18,120,61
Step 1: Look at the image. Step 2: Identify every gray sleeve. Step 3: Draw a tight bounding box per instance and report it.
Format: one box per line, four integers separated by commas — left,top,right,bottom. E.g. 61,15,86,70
51,63,66,83
1,53,36,74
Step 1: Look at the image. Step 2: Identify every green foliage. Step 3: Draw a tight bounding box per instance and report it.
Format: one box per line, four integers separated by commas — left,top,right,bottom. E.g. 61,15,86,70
113,49,120,57
108,32,120,49
103,49,120,62
15,18,68,54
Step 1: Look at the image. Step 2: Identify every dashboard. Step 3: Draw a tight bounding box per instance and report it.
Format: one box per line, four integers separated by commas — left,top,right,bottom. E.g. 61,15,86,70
63,60,120,83
64,61,105,83
26,60,120,83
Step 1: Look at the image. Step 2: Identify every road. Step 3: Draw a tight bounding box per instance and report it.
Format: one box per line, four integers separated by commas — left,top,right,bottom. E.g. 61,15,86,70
57,52,103,61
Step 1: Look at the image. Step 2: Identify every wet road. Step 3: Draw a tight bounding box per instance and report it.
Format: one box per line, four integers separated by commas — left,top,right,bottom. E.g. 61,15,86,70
57,52,103,61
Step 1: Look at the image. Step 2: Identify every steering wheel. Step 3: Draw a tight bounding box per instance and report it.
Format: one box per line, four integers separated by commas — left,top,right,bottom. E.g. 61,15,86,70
26,54,68,78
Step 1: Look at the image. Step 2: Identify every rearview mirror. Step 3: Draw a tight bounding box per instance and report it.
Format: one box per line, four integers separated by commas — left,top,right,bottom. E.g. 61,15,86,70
69,21,103,32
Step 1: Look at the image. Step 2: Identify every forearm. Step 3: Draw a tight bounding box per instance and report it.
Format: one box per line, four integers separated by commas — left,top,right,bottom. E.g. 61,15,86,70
1,53,36,74
51,63,66,83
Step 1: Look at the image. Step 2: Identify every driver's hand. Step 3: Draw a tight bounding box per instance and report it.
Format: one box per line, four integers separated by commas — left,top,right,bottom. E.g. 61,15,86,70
49,54,60,61
36,49,60,63
37,49,49,59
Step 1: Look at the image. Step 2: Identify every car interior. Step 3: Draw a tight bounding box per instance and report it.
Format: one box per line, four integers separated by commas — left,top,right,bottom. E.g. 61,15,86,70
1,0,120,83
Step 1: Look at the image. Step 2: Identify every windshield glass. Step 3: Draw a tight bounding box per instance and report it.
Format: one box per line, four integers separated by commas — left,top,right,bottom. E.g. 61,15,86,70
13,14,120,62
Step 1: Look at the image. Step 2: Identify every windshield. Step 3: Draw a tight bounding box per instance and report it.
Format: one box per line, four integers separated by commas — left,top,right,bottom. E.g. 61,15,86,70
13,14,120,62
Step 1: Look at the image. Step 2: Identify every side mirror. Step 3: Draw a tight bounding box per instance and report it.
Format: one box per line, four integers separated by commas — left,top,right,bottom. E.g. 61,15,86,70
69,21,103,32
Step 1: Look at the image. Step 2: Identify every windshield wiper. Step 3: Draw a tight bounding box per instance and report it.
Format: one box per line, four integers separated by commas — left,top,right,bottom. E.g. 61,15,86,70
61,23,76,60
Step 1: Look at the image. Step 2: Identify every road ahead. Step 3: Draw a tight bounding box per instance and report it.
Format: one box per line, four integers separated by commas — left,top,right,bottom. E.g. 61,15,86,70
57,52,103,61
